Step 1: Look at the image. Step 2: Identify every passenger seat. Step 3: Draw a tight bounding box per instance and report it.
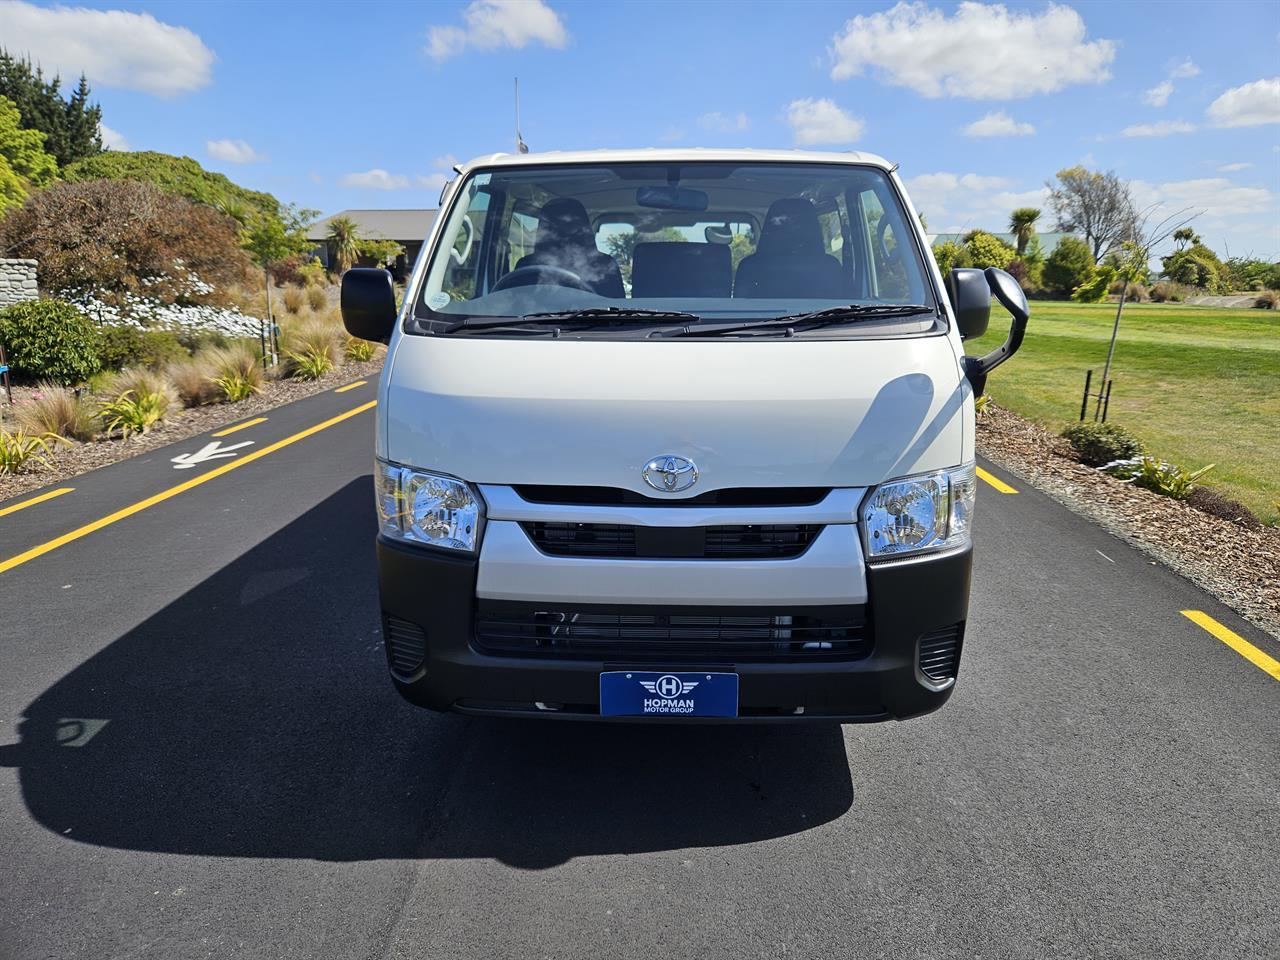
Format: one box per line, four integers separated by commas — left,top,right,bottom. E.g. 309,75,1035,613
631,242,732,298
734,198,849,299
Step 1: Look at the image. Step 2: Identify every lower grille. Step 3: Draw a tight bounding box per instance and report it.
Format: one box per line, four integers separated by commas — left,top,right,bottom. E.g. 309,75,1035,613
521,522,820,559
918,623,964,683
383,615,428,677
474,603,870,662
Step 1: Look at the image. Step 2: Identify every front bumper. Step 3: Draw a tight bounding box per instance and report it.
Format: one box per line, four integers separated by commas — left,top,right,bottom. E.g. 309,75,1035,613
375,536,972,722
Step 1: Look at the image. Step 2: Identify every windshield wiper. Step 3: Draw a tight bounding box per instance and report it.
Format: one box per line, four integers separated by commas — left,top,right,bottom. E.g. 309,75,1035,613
657,303,934,338
442,306,700,334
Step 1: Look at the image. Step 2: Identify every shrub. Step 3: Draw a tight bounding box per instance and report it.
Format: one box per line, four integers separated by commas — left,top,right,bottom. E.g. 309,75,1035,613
1102,456,1214,500
96,325,188,370
15,381,96,440
1161,243,1228,293
0,425,63,474
169,357,220,407
98,367,176,436
962,230,1016,270
299,260,329,288
306,285,328,311
1061,422,1144,466
1149,281,1185,303
206,343,263,402
1254,291,1278,310
283,317,340,380
0,299,101,384
345,336,376,362
1108,279,1148,302
1071,265,1116,303
1185,488,1262,530
281,285,306,314
0,179,251,308
1043,236,1095,295
931,240,969,276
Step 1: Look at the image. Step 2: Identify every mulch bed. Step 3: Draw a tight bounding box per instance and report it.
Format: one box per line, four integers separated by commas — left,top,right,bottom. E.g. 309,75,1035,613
977,402,1280,640
1,356,384,503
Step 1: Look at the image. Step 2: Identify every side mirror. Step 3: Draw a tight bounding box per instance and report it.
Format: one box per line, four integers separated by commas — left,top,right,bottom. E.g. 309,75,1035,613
946,267,991,340
341,268,398,343
954,267,1030,395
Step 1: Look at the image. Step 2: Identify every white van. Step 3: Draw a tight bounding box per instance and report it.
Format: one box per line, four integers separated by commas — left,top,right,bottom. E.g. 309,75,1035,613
342,149,1028,722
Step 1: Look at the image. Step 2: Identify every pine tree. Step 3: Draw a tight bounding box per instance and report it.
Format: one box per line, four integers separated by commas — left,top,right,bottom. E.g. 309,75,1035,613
0,50,105,168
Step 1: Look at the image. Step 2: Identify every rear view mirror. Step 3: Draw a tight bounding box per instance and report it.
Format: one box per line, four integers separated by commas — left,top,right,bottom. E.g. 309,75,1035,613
952,266,1031,394
341,268,397,343
945,268,990,340
636,185,709,212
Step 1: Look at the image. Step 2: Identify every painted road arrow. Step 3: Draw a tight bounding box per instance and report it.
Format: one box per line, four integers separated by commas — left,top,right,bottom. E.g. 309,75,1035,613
170,439,255,470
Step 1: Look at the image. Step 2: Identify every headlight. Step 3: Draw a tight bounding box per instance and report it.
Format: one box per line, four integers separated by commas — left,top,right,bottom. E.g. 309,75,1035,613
860,463,976,561
375,459,484,552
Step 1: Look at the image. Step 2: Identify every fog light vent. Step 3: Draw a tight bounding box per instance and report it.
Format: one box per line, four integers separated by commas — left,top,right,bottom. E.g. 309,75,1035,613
383,615,427,678
918,622,964,684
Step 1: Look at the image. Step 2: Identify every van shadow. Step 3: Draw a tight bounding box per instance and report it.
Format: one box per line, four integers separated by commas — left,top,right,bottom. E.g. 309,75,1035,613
0,479,854,869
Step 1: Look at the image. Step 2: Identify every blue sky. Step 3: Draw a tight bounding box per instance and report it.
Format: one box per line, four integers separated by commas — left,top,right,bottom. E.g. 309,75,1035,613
1,0,1278,257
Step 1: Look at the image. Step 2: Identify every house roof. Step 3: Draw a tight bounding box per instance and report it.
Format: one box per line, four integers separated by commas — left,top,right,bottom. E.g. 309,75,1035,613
306,209,438,243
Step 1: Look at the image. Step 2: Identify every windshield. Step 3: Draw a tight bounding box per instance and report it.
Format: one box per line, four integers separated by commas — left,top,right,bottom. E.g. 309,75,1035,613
415,162,938,336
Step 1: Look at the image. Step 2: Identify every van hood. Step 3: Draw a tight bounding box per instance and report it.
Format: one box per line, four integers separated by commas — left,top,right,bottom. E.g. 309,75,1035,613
381,335,970,495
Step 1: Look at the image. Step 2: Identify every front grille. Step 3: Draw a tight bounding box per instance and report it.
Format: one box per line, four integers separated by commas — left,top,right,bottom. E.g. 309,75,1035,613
918,623,964,683
521,522,821,559
383,615,428,677
514,485,829,507
474,603,870,662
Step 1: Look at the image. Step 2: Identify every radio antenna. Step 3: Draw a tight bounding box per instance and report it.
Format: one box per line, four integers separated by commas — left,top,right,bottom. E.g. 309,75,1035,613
515,77,529,154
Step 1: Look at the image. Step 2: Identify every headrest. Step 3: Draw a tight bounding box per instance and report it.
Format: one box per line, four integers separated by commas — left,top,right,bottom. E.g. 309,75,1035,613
757,198,823,257
535,197,594,251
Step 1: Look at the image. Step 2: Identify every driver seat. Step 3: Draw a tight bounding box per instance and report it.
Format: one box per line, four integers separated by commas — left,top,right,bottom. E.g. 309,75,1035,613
514,198,624,298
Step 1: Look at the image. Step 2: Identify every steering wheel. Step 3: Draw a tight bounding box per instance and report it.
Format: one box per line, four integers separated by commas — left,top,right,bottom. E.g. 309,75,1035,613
876,217,903,265
492,264,593,293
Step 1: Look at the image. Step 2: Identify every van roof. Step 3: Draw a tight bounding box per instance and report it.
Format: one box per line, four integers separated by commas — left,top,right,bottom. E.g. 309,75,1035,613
458,147,894,171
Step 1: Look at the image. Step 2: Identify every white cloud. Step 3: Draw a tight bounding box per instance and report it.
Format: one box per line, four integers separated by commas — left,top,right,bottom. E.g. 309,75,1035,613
434,154,459,170
1121,120,1196,138
341,169,412,190
964,110,1035,137
98,122,128,151
206,138,266,164
1169,58,1200,80
1206,77,1280,128
307,172,323,184
1143,81,1174,108
828,1,1115,99
659,126,685,142
426,0,567,61
0,0,214,96
1217,162,1252,172
786,98,864,145
698,111,750,133
417,172,449,191
905,171,1042,228
1130,177,1273,218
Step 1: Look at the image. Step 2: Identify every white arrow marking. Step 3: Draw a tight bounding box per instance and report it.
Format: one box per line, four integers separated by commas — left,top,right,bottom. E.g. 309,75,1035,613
171,439,255,470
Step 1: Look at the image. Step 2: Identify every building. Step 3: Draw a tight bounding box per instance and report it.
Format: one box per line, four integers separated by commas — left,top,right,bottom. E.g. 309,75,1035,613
927,231,1076,257
306,209,438,280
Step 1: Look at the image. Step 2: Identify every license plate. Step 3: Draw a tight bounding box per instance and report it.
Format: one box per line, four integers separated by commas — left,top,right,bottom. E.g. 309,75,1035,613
599,671,738,718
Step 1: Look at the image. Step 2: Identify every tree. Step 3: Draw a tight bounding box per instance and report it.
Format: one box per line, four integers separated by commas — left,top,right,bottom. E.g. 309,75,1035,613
1008,207,1041,256
962,230,1016,270
1046,166,1136,261
1162,243,1227,292
0,50,102,167
0,94,57,211
326,215,362,274
1043,236,1095,294
1172,227,1198,251
358,237,406,266
240,203,316,363
0,179,251,308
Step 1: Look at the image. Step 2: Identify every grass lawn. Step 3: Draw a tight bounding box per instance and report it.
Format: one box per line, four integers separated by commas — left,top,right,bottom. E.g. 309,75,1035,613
968,300,1280,523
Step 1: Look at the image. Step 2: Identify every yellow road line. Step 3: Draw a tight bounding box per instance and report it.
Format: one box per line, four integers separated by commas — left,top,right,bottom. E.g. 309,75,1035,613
1181,610,1280,682
976,466,1018,494
334,380,367,393
212,416,267,437
0,487,75,519
0,401,376,576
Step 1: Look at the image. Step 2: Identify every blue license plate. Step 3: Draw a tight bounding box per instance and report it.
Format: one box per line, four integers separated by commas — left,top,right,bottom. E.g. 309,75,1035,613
599,671,739,718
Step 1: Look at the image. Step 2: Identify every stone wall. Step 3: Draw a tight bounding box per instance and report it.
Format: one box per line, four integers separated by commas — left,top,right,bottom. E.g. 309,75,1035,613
0,259,38,308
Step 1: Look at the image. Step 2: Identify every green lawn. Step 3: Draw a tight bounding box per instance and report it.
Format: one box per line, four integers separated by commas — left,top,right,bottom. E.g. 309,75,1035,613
968,300,1280,523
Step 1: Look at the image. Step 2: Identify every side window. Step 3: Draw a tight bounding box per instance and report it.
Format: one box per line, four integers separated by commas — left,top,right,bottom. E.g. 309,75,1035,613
440,191,488,301
860,189,910,299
